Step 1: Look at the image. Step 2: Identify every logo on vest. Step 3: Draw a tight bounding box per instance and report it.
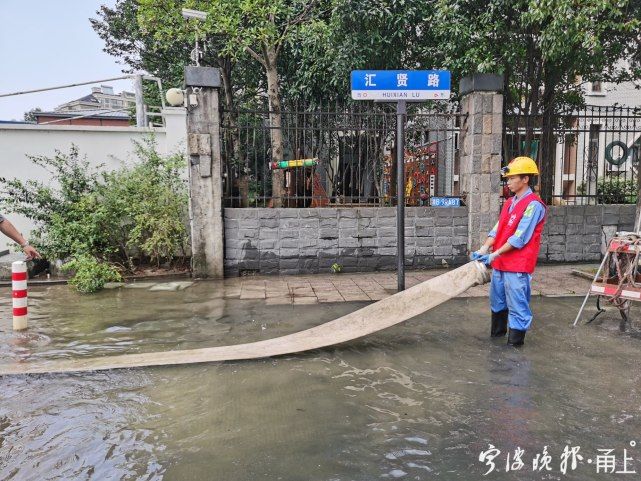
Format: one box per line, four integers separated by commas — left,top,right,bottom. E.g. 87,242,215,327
507,214,518,227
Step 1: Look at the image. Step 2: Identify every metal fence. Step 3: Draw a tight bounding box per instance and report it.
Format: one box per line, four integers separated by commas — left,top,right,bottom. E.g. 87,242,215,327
504,106,641,205
221,102,462,207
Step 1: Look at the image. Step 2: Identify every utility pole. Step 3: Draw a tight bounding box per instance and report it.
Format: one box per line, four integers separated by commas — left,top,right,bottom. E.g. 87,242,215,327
133,74,147,127
396,100,407,291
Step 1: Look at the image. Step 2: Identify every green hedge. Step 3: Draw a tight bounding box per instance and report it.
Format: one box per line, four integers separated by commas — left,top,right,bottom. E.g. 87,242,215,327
577,178,637,204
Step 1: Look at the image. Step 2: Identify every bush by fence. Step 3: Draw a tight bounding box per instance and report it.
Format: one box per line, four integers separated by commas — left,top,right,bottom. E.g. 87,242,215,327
0,139,189,292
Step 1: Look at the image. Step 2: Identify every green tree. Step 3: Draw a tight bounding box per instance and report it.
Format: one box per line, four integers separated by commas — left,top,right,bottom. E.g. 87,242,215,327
94,0,265,205
92,0,264,112
281,0,433,103
429,0,641,201
92,1,188,89
137,0,328,206
23,107,42,123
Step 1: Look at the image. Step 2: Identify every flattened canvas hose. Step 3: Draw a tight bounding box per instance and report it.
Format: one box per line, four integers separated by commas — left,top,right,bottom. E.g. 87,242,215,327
0,262,490,376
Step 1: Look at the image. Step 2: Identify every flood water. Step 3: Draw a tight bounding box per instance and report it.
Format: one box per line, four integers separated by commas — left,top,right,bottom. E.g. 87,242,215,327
1,284,641,480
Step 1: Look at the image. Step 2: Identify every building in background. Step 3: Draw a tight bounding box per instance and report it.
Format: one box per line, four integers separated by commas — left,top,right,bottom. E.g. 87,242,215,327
31,85,135,126
56,85,136,112
583,79,641,109
33,109,130,126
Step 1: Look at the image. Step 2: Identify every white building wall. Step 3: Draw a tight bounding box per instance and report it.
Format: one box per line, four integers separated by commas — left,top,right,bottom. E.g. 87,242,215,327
0,108,187,251
584,80,641,108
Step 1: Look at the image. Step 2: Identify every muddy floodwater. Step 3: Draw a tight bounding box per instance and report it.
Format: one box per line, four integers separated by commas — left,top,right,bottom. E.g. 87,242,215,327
1,284,641,480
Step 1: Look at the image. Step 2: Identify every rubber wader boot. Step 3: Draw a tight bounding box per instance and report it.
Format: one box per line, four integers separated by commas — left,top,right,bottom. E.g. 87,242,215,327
507,328,526,346
491,309,509,337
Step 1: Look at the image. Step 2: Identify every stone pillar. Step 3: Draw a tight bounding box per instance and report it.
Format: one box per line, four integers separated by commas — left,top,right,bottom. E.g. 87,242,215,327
185,66,224,278
459,74,504,251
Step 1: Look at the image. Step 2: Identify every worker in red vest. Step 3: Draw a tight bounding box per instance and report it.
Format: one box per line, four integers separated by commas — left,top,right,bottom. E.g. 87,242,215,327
470,157,546,346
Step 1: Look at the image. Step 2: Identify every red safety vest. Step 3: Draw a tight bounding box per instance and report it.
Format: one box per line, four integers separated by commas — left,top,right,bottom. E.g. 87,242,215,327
492,192,546,274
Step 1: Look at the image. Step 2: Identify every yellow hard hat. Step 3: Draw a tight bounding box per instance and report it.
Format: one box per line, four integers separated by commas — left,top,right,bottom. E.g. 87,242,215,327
501,156,539,177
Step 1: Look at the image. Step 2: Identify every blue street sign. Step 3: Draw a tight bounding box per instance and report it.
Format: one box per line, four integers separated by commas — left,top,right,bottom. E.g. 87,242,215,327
351,70,451,100
430,197,461,207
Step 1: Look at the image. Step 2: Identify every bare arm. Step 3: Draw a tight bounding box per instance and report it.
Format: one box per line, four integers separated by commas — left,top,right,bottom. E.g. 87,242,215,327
476,221,499,254
491,241,514,257
0,218,27,245
0,218,41,259
481,236,496,250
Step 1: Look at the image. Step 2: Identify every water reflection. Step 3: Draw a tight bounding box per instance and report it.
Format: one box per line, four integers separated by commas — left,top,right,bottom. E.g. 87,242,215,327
0,371,164,480
0,286,641,480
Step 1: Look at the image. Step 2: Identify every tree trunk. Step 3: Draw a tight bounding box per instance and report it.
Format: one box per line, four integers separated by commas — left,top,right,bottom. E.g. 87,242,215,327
218,57,246,206
524,42,542,158
539,76,558,203
237,175,249,207
501,69,514,163
390,142,398,201
265,46,285,207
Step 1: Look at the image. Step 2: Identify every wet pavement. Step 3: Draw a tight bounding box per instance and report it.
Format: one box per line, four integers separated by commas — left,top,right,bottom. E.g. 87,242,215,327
0,282,640,480
0,262,598,302
232,264,598,304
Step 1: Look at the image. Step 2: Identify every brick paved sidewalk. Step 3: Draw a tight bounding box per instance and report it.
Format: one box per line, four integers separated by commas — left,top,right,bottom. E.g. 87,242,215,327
207,263,597,305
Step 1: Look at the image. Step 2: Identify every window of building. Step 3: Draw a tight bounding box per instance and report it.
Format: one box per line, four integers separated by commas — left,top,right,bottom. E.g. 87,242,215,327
591,81,602,93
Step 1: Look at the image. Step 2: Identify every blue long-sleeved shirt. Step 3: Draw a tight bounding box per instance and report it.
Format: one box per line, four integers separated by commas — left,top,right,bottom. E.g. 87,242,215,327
488,188,545,249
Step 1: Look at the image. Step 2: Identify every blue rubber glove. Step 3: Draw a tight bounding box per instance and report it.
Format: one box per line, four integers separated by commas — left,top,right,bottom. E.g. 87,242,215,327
479,252,499,266
470,246,489,261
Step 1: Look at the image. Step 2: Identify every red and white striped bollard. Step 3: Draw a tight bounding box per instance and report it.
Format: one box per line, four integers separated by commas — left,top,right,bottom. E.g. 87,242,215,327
12,261,28,330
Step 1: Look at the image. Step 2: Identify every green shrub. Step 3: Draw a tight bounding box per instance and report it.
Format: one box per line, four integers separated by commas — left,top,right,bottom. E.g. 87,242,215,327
99,140,189,267
62,255,122,294
577,178,637,204
0,139,189,292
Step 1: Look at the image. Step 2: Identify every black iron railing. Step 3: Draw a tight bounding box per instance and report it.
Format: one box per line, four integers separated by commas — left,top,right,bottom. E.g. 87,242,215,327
504,105,641,205
221,102,462,207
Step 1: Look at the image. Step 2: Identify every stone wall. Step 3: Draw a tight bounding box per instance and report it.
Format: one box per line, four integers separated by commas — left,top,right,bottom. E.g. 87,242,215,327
225,205,638,276
224,207,468,276
540,204,636,263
